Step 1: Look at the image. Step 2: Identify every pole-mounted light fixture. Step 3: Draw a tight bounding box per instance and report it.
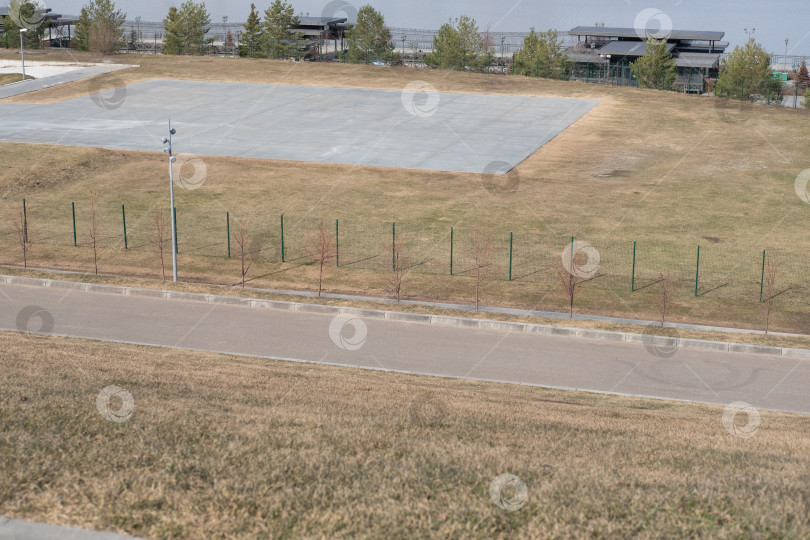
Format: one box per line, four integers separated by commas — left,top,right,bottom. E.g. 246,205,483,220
19,28,27,81
161,120,179,282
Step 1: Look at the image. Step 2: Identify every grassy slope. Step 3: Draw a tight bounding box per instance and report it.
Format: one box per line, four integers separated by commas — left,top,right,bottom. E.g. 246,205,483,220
2,331,810,538
0,50,808,333
0,73,35,85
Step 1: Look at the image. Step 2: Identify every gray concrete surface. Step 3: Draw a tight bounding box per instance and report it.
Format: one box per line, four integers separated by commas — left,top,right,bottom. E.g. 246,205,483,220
0,516,143,540
0,63,134,99
1,278,809,415
0,79,598,173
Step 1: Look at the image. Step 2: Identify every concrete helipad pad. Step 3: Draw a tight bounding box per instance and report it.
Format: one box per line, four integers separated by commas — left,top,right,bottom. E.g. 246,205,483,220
0,79,598,173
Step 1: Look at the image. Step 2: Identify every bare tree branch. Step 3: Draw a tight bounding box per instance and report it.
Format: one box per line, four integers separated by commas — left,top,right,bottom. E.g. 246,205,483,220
89,194,99,275
304,219,336,297
149,206,169,281
10,201,35,269
233,221,252,289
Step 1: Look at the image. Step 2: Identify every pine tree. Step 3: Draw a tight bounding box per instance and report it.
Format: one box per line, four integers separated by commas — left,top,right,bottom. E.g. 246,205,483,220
512,28,569,79
716,38,779,100
240,3,262,58
162,1,211,55
74,0,127,54
425,15,482,70
346,5,392,64
262,0,300,59
797,58,810,90
630,38,677,90
162,6,182,54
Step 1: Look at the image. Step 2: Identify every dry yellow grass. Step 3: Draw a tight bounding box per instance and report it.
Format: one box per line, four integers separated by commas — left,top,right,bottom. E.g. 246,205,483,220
1,331,809,538
0,73,33,85
0,50,808,334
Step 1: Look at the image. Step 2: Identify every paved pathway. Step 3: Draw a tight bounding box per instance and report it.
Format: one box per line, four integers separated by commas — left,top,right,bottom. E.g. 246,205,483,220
1,280,809,415
0,63,133,99
0,516,143,539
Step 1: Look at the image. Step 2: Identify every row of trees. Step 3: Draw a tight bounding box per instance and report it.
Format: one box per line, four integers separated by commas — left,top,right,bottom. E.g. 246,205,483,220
4,0,804,105
426,19,569,78
240,2,391,62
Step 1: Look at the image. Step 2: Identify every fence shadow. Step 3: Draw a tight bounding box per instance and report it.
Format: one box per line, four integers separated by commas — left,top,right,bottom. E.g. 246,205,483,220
697,283,729,297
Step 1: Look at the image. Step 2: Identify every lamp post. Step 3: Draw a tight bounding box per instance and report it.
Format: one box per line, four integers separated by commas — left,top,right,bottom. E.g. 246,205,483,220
19,28,27,81
161,121,178,282
785,38,789,70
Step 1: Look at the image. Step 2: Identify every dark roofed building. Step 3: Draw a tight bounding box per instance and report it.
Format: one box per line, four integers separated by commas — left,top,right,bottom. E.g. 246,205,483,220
1,7,78,48
567,26,728,93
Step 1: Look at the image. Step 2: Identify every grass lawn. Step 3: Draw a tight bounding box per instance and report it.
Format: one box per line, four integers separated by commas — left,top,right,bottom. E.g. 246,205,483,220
0,73,34,85
0,50,809,333
2,331,810,538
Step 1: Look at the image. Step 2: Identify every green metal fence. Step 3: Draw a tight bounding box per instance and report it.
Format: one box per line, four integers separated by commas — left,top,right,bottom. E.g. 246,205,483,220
3,199,808,305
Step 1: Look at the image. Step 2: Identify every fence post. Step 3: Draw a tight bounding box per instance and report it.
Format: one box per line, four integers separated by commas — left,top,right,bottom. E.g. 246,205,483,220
450,226,454,275
392,222,396,270
759,249,766,302
694,245,700,297
508,232,513,281
121,204,127,249
71,202,77,246
335,219,339,267
631,241,636,291
173,207,178,254
22,198,27,243
569,236,575,295
280,214,285,262
226,211,231,259
570,236,575,274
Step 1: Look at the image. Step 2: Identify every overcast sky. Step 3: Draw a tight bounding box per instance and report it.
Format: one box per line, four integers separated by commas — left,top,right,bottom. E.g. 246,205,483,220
29,0,810,55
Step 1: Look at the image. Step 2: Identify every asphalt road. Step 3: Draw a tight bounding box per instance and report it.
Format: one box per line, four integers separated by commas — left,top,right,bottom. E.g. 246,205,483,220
2,282,808,415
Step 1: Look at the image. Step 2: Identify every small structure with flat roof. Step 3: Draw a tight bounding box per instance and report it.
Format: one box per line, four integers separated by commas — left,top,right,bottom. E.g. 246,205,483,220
567,26,728,92
0,6,78,48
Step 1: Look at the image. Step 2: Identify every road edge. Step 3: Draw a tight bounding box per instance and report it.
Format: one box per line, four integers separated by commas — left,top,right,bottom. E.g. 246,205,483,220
4,274,809,359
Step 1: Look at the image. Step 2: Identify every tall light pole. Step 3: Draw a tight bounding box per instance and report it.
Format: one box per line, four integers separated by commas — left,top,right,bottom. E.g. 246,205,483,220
785,38,789,69
19,28,27,81
161,121,178,282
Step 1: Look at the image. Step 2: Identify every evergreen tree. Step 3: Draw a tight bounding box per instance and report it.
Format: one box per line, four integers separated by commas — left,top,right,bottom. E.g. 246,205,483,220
346,4,391,64
239,3,262,58
716,38,779,100
425,16,482,71
2,0,44,50
162,6,182,54
512,28,569,79
262,0,300,59
162,0,212,55
74,0,126,54
797,58,810,90
425,23,460,69
630,38,677,90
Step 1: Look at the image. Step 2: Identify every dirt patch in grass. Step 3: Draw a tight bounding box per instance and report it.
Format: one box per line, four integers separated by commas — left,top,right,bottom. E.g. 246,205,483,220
1,331,809,538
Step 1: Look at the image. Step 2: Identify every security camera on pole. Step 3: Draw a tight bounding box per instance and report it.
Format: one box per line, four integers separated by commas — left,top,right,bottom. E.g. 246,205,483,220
161,120,178,282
